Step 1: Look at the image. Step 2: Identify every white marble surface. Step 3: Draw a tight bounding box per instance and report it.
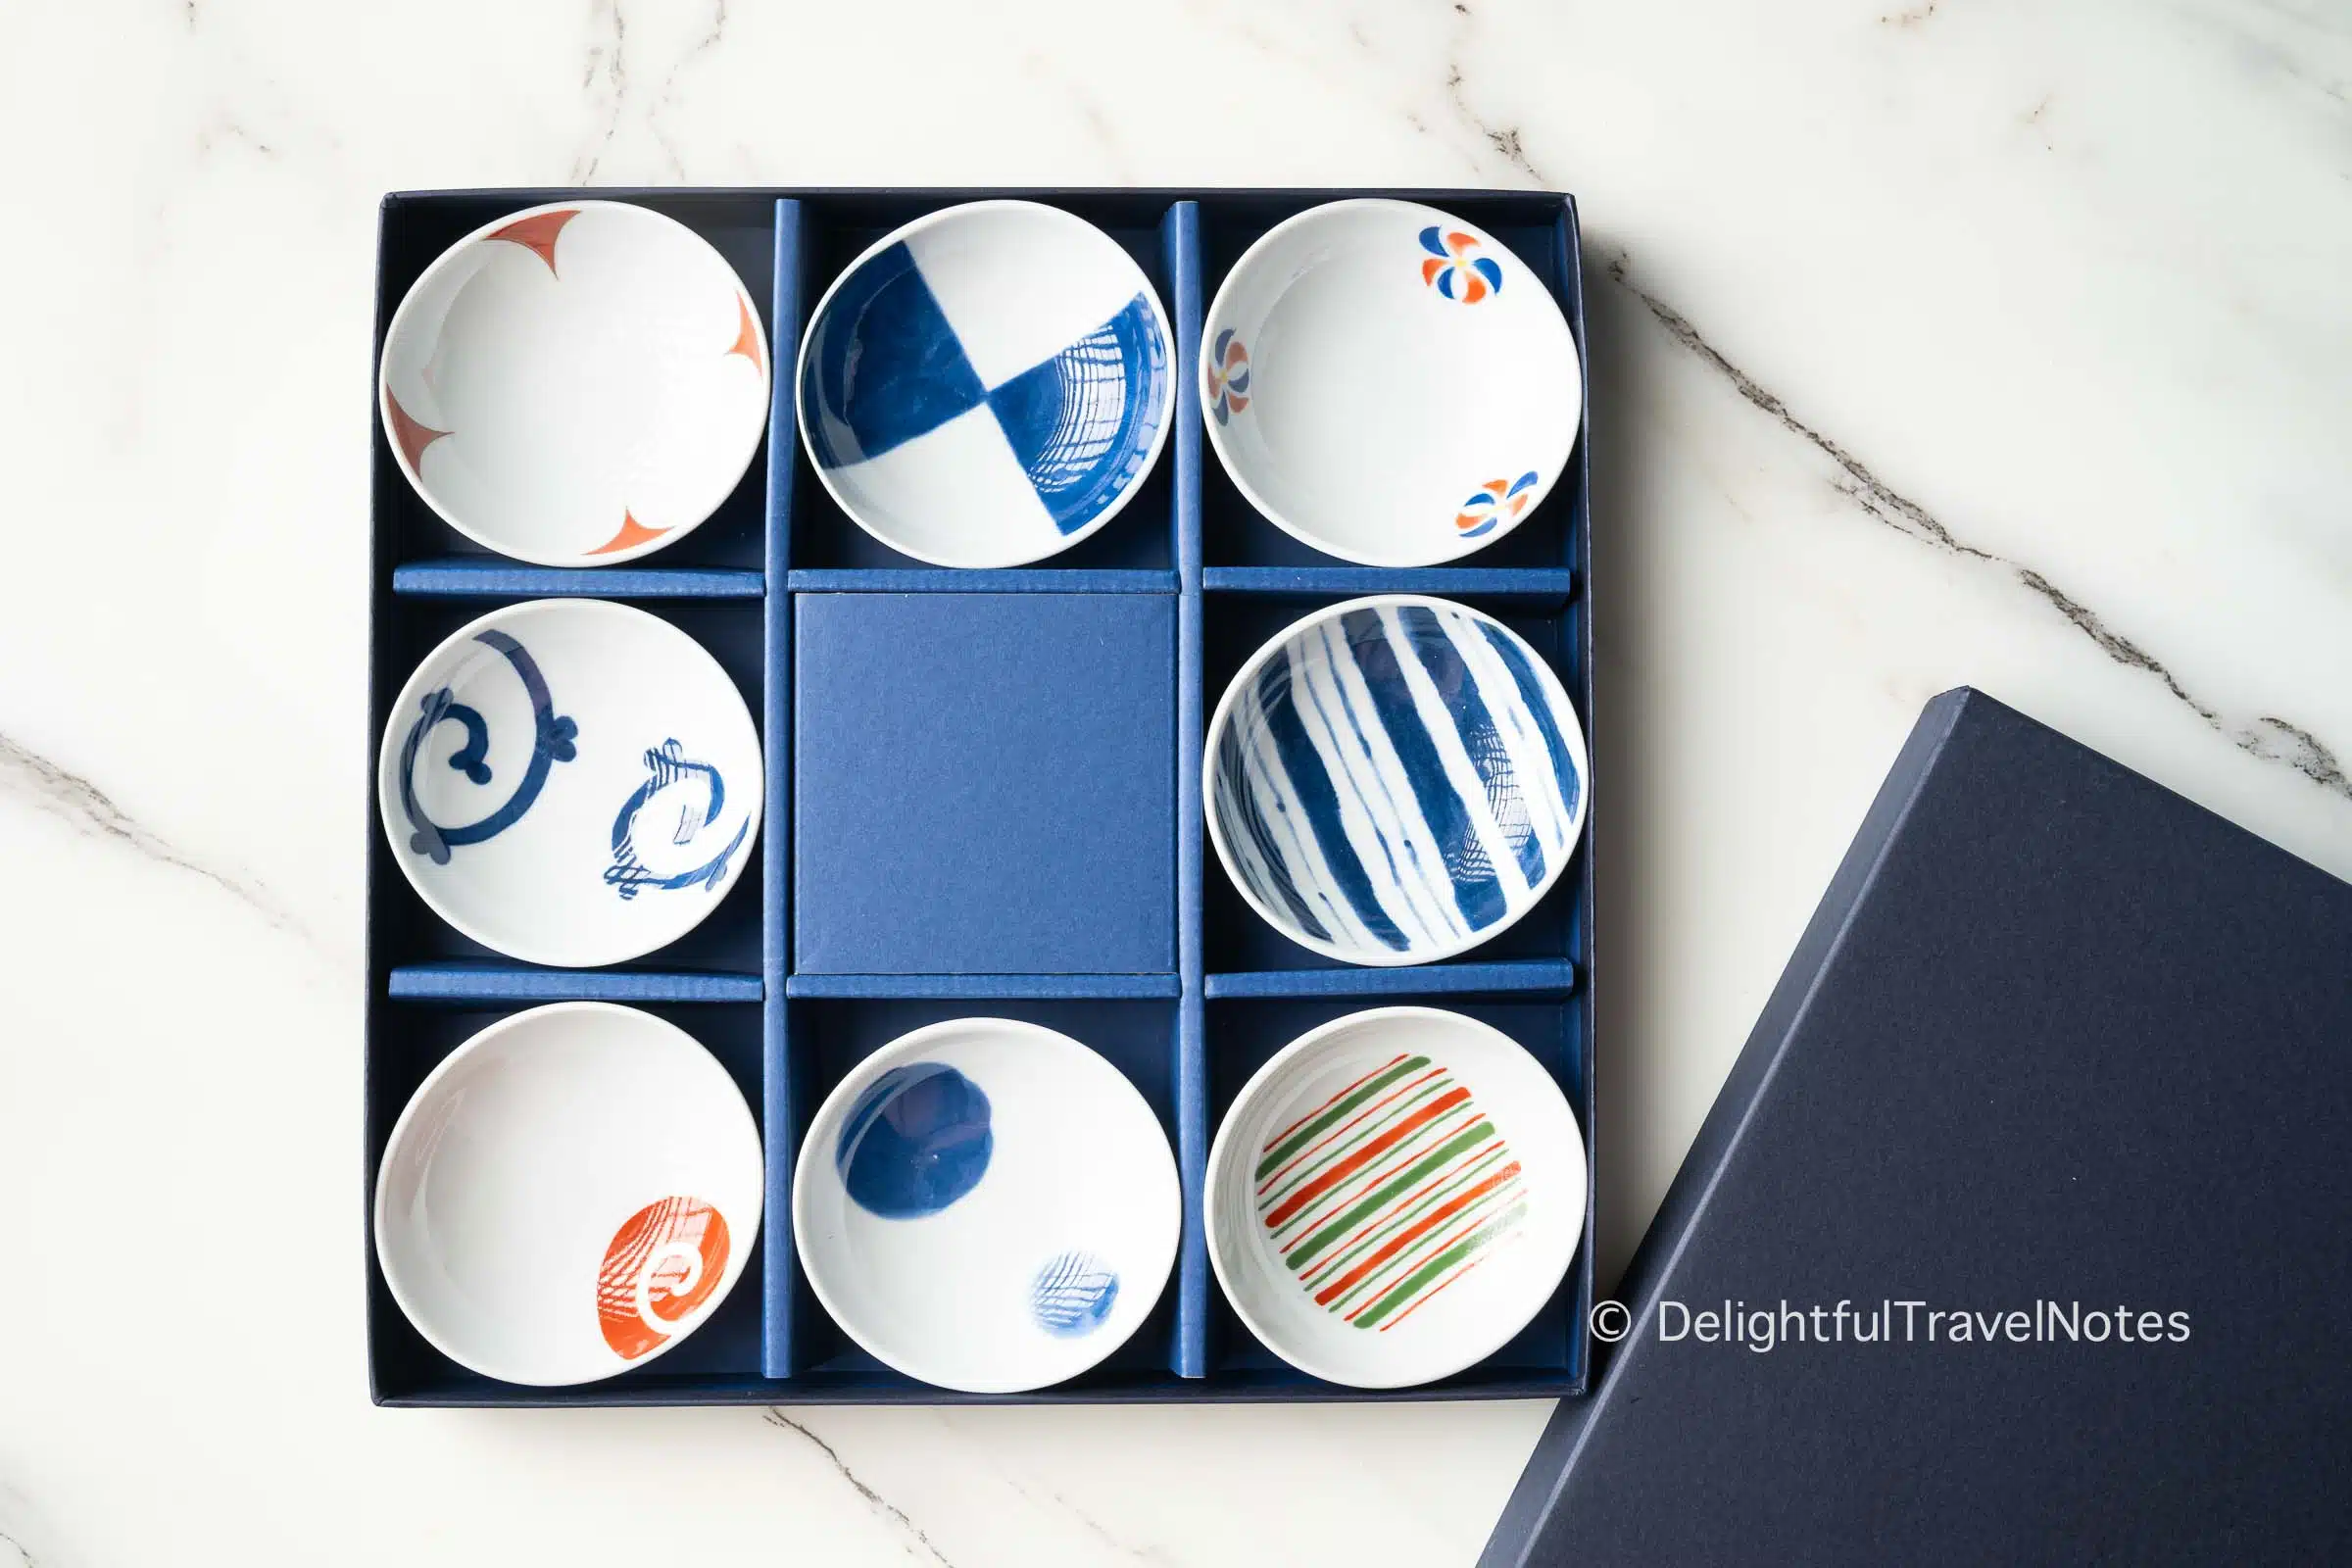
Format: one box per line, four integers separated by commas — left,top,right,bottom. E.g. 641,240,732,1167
2,0,2348,1562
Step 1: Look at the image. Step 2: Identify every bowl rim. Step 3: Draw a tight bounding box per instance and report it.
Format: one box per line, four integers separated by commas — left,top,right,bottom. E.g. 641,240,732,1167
370,1000,764,1388
376,197,771,568
790,1014,1184,1394
791,197,1178,569
375,595,763,968
1198,195,1581,567
1201,1004,1586,1389
1201,592,1590,967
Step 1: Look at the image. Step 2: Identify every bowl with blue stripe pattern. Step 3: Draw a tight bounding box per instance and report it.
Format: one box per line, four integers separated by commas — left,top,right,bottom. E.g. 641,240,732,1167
1205,595,1588,966
796,201,1174,567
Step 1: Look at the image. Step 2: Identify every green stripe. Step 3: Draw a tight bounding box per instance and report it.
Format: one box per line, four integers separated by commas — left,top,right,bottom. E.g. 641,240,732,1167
1254,1057,1431,1180
1327,1178,1522,1310
1301,1145,1514,1283
1351,1201,1529,1328
1257,1079,1455,1208
1284,1121,1494,1267
1266,1103,1483,1243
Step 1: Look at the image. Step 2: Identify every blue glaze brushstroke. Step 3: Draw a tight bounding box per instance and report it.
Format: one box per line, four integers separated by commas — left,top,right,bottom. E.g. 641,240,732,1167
986,292,1168,535
1030,1250,1119,1338
835,1062,994,1218
802,242,988,468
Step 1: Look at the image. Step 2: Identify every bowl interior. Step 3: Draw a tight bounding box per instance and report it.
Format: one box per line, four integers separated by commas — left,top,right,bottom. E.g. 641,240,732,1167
379,200,770,566
794,1018,1181,1393
1207,1007,1583,1389
1206,596,1588,966
1203,200,1581,566
797,201,1172,568
378,599,762,967
373,1003,764,1387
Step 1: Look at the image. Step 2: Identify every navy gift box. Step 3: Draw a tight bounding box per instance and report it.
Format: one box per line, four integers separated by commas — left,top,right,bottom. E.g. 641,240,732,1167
367,189,1595,1404
1482,688,2352,1564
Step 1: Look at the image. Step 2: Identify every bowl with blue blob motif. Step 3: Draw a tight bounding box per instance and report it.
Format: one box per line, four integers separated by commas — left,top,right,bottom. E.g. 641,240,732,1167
792,1017,1181,1392
796,201,1174,568
1204,594,1589,966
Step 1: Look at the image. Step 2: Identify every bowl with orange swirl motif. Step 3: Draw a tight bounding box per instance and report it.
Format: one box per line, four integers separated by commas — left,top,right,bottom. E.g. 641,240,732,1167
379,200,771,566
372,1002,762,1386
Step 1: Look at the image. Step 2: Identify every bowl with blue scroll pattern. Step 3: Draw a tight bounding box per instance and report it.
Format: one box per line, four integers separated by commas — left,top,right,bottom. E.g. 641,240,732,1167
796,201,1173,567
792,1017,1181,1393
1204,594,1589,966
376,598,761,967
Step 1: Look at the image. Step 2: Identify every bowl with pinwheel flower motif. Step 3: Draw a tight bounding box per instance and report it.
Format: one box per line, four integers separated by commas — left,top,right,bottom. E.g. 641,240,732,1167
1201,198,1581,566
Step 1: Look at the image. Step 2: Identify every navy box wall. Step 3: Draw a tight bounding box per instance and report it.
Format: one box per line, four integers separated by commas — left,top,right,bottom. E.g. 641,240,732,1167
367,188,1593,1405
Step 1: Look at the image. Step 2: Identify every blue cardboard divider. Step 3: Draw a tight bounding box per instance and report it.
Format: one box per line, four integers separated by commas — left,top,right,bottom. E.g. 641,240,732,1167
366,187,1592,1405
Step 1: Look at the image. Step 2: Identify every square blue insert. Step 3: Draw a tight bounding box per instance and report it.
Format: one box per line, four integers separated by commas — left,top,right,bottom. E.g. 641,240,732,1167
794,593,1175,974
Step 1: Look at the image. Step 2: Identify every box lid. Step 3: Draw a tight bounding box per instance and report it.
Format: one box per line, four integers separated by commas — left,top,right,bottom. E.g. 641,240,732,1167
1484,687,2352,1565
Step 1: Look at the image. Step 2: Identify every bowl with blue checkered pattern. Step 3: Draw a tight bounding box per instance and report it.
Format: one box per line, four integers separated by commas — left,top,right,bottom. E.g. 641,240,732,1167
796,201,1175,568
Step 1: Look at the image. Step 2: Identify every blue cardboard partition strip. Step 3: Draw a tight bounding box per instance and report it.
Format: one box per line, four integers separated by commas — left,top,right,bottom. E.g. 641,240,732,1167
786,568,1175,594
1165,200,1210,1378
392,560,766,600
388,962,763,1004
1203,566,1576,607
368,188,1593,1405
784,973,1181,1001
1203,959,1578,1000
760,197,805,1378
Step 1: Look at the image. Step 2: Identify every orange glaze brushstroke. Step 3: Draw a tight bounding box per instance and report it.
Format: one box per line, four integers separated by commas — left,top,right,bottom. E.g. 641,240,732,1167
384,391,450,471
1343,1206,1498,1322
1265,1054,1408,1150
486,208,579,275
597,1197,730,1359
726,295,764,370
1272,1106,1487,1249
1314,1164,1522,1305
1376,1250,1496,1332
1257,1067,1448,1195
1263,1088,1471,1228
588,510,670,556
1298,1144,1513,1287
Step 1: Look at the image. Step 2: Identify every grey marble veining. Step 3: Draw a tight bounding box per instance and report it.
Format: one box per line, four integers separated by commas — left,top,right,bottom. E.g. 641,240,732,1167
0,0,2344,1562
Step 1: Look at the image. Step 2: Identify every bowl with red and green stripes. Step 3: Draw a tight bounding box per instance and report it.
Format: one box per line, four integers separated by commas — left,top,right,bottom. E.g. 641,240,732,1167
1205,1005,1585,1389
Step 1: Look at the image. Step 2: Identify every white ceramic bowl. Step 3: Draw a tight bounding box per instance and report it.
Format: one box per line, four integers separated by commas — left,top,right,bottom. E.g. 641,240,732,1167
378,598,761,966
793,1017,1181,1393
1206,1006,1584,1389
373,1003,763,1386
380,200,770,566
1204,594,1589,966
797,201,1174,567
1201,199,1582,565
